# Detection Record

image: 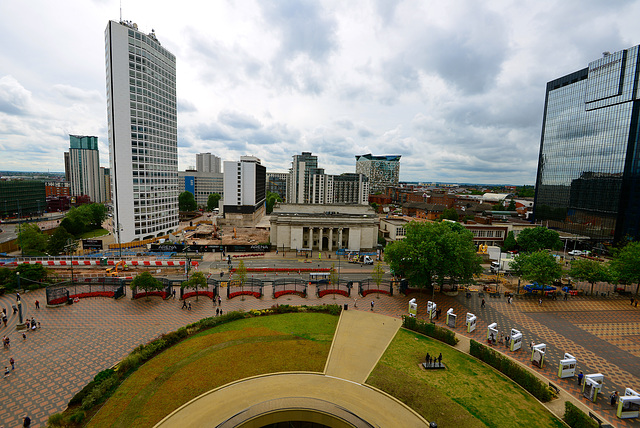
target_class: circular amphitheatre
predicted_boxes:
[155,372,428,427]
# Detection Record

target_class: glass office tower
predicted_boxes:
[534,45,640,242]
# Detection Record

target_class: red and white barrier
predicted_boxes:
[0,260,199,267]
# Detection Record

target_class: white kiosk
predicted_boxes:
[618,388,640,419]
[487,322,498,344]
[531,343,546,368]
[582,373,604,403]
[509,329,522,352]
[408,298,417,317]
[427,301,437,320]
[446,308,456,328]
[466,313,477,333]
[557,353,577,379]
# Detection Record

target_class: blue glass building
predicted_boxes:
[534,45,640,242]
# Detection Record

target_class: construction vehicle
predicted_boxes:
[106,260,128,277]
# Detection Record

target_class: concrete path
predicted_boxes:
[324,309,401,383]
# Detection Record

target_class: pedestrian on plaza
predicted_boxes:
[37,322,40,329]
[216,308,220,316]
[16,292,20,301]
[631,298,635,306]
[9,357,15,370]
[354,298,357,308]
[220,309,223,315]
[23,415,31,427]
[181,300,187,309]
[218,296,222,306]
[370,301,374,311]
[610,391,619,407]
[2,315,6,327]
[188,302,192,311]
[4,366,10,378]
[35,300,39,309]
[564,293,568,301]
[507,296,512,304]
[171,289,176,299]
[22,333,26,341]
[538,298,542,305]
[578,371,583,385]
[481,299,486,308]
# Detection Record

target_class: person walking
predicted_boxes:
[23,415,31,427]
[370,301,374,311]
[610,391,619,407]
[577,371,584,385]
[9,357,14,370]
[218,295,222,306]
[216,308,220,316]
[188,302,192,311]
[35,300,39,309]
[3,366,10,378]
[181,300,187,310]
[538,298,542,306]
[481,299,486,308]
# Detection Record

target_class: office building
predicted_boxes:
[534,45,640,242]
[222,156,266,224]
[68,135,103,203]
[105,20,179,242]
[355,154,401,194]
[100,167,111,203]
[179,170,224,207]
[196,153,221,174]
[0,180,46,218]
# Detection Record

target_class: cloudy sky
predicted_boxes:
[1,0,639,184]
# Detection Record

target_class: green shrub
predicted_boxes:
[69,410,86,424]
[402,316,459,346]
[93,368,115,383]
[564,401,598,427]
[469,340,553,402]
[47,413,65,426]
[117,352,144,373]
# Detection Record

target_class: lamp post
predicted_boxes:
[65,238,76,284]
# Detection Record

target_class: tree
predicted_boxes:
[384,221,482,289]
[182,271,207,301]
[130,272,163,300]
[329,263,339,286]
[15,263,48,285]
[516,227,562,253]
[492,202,505,211]
[236,260,247,286]
[440,208,459,222]
[511,251,562,286]
[179,191,197,212]
[207,193,221,211]
[0,268,16,289]
[502,231,518,252]
[87,203,108,229]
[371,261,385,287]
[507,200,516,211]
[265,192,282,214]
[17,223,48,256]
[516,186,535,198]
[569,259,611,296]
[610,242,640,295]
[47,226,75,256]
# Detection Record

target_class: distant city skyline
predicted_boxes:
[2,1,640,184]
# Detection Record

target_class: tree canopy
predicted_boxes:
[59,203,107,236]
[207,193,221,211]
[17,223,48,256]
[130,272,163,298]
[502,231,517,252]
[516,227,562,253]
[440,208,459,222]
[610,242,640,295]
[235,260,248,286]
[384,221,482,288]
[179,191,197,212]
[47,226,75,256]
[511,251,562,285]
[182,271,207,301]
[569,259,611,295]
[266,192,282,214]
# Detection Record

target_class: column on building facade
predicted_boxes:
[319,227,324,251]
[328,228,333,251]
[308,227,313,250]
[338,228,343,250]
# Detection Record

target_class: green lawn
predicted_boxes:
[87,312,338,428]
[367,329,565,428]
[77,228,109,239]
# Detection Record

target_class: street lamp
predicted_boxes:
[65,238,76,284]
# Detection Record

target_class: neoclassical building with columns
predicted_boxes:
[270,204,379,252]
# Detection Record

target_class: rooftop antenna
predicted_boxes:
[119,0,122,22]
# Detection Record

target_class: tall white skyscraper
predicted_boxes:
[68,135,103,203]
[196,153,221,173]
[105,20,179,243]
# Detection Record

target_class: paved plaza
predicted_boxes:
[1,266,640,427]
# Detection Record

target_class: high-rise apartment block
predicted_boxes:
[196,153,221,174]
[288,152,324,204]
[105,20,179,242]
[267,172,288,201]
[355,154,401,194]
[68,135,103,203]
[223,156,266,217]
[534,45,640,242]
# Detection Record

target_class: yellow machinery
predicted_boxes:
[106,260,128,277]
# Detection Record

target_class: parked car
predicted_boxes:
[568,250,584,256]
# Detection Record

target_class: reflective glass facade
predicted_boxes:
[534,45,640,242]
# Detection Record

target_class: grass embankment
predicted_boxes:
[78,228,109,239]
[87,312,337,428]
[367,329,565,428]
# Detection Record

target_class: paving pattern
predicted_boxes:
[1,272,640,427]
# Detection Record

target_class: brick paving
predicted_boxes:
[1,277,640,427]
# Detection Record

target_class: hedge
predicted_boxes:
[402,315,459,346]
[563,401,598,428]
[469,340,554,402]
